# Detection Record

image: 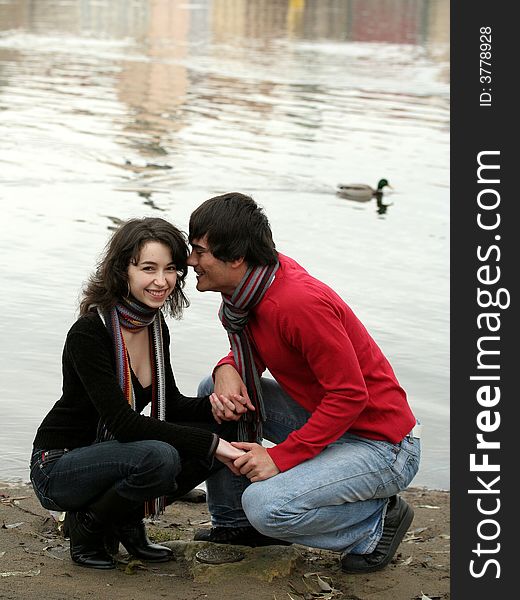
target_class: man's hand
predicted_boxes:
[231,442,280,482]
[209,392,252,424]
[211,365,255,423]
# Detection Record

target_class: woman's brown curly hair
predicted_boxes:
[80,217,190,318]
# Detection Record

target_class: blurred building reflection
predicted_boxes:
[0,0,449,160]
[1,0,449,47]
[115,0,191,157]
[209,0,449,46]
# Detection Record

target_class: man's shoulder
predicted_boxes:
[275,255,343,306]
[265,278,343,323]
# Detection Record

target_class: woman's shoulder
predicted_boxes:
[67,311,106,337]
[64,311,113,361]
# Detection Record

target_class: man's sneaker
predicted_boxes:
[194,525,291,547]
[340,495,414,573]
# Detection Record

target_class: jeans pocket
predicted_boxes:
[391,438,421,489]
[371,439,400,465]
[30,449,67,511]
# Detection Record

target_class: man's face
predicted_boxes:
[187,236,242,295]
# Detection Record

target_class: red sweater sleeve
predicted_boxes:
[214,348,266,379]
[214,351,237,375]
[266,295,370,471]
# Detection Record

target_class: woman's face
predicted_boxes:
[127,241,177,308]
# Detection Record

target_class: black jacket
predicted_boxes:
[33,311,216,460]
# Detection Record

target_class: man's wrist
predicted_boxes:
[215,364,236,373]
[213,363,237,380]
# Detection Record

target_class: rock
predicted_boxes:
[162,540,303,583]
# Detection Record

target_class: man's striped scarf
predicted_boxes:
[219,261,279,442]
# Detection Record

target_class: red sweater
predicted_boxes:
[216,254,416,472]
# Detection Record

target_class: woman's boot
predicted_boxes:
[89,487,173,563]
[104,531,120,556]
[116,519,173,562]
[67,511,116,569]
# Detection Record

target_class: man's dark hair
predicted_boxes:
[189,192,278,266]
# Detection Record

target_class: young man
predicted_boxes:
[187,192,421,573]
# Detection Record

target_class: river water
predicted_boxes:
[0,0,449,489]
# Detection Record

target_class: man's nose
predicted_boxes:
[187,251,197,266]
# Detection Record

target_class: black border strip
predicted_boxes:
[451,2,514,596]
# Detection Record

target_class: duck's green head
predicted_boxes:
[377,178,390,190]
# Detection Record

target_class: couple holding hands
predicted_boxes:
[30,192,420,574]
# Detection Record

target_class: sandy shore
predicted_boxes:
[1,483,449,600]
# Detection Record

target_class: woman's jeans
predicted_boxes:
[198,375,421,555]
[30,437,221,513]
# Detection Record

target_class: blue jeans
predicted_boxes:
[198,375,421,554]
[30,439,215,512]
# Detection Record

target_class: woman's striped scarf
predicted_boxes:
[219,261,279,442]
[97,297,166,517]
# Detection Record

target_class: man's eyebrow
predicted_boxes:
[191,243,207,251]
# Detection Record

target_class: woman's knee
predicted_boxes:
[138,441,181,482]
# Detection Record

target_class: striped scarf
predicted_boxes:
[219,261,279,442]
[97,297,166,517]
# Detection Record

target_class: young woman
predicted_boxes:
[29,217,244,569]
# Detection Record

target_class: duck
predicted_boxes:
[336,178,392,202]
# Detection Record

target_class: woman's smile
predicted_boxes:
[127,241,177,308]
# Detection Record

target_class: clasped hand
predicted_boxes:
[209,392,255,423]
[211,366,279,481]
[210,364,256,424]
[214,439,280,482]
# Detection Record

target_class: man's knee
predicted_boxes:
[241,483,282,536]
[197,374,214,396]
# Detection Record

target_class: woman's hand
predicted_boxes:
[214,438,246,475]
[209,392,252,423]
[210,365,256,424]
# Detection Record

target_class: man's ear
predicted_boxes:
[230,256,246,269]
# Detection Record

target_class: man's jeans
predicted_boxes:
[198,375,421,554]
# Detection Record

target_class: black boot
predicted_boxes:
[194,525,292,547]
[67,511,116,569]
[340,495,414,573]
[116,520,173,562]
[89,487,173,563]
[104,531,120,556]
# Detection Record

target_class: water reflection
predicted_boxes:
[211,0,448,46]
[375,194,392,215]
[0,0,449,488]
[0,0,449,55]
